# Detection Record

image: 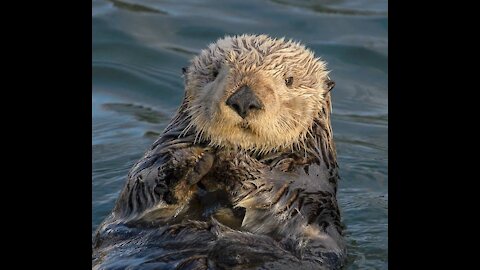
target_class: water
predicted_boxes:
[92,0,388,269]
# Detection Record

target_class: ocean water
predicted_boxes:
[92,0,388,269]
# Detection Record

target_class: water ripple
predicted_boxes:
[269,0,388,16]
[107,0,169,14]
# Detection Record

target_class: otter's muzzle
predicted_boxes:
[226,86,263,119]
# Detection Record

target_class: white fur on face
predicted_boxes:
[182,34,332,154]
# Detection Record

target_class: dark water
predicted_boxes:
[92,0,388,269]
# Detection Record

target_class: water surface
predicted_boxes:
[92,0,388,268]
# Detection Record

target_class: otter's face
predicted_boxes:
[182,35,334,153]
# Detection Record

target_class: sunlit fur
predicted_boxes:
[181,34,332,154]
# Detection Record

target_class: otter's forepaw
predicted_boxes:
[187,150,215,185]
[169,147,215,185]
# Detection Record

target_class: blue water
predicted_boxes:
[92,0,388,268]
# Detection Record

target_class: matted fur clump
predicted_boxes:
[93,34,345,270]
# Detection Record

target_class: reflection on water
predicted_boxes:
[92,0,388,269]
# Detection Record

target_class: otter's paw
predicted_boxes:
[169,147,215,185]
[186,149,215,185]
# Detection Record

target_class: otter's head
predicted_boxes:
[182,34,335,154]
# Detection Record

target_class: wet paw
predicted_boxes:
[169,147,215,186]
[188,151,214,184]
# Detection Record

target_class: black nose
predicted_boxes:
[226,86,263,118]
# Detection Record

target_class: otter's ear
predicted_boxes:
[325,79,335,93]
[182,67,189,84]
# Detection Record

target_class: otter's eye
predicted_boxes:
[285,77,294,87]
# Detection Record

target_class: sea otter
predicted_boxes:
[92,34,345,270]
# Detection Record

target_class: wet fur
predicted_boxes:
[93,34,345,269]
